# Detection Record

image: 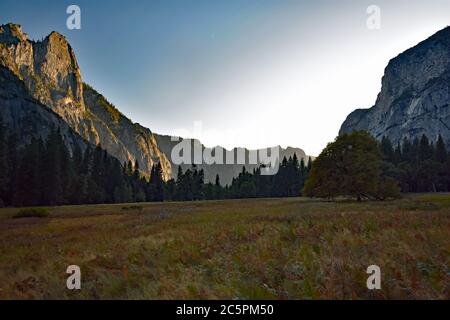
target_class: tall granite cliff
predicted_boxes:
[340,26,450,146]
[0,64,88,152]
[0,23,171,179]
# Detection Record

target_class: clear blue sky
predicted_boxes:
[1,0,450,155]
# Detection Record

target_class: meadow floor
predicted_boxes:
[0,194,449,299]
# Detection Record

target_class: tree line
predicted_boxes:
[0,117,167,207]
[379,134,450,192]
[2,110,450,207]
[0,115,312,206]
[303,131,450,200]
[163,154,313,201]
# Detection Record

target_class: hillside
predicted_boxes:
[0,23,171,179]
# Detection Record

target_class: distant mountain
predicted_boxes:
[0,23,171,179]
[155,134,310,185]
[340,26,450,146]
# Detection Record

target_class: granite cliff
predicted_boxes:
[0,23,171,179]
[340,26,450,146]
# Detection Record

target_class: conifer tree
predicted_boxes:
[41,128,64,205]
[0,115,9,206]
[435,134,447,163]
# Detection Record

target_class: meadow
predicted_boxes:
[0,194,448,299]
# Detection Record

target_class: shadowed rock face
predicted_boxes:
[340,26,450,146]
[0,23,171,179]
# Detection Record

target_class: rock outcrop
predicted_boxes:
[0,23,171,179]
[340,26,450,146]
[0,65,87,152]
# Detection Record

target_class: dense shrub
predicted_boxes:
[13,207,49,218]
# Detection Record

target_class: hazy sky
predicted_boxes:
[1,0,450,155]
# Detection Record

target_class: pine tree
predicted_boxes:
[175,166,184,200]
[435,134,447,163]
[401,137,412,162]
[133,160,140,178]
[13,138,43,206]
[215,174,220,187]
[393,142,402,164]
[149,163,164,201]
[90,145,107,203]
[164,179,176,201]
[381,136,394,162]
[192,167,204,200]
[126,160,133,176]
[41,128,64,205]
[6,134,19,206]
[0,115,9,206]
[300,157,306,178]
[68,144,83,203]
[214,174,223,199]
[307,157,312,171]
[419,134,433,161]
[183,169,194,201]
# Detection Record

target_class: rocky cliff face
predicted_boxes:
[0,65,87,152]
[340,26,450,146]
[0,23,171,179]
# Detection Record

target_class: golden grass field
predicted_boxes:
[0,194,449,299]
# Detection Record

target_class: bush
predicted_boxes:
[13,208,49,219]
[121,205,143,212]
[375,176,401,200]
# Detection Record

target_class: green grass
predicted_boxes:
[13,208,49,219]
[0,195,449,299]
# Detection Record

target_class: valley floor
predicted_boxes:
[0,195,449,299]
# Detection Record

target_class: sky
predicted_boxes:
[1,0,450,155]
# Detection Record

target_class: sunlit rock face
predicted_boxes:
[340,26,450,146]
[0,64,87,153]
[0,23,171,179]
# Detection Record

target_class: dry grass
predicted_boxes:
[0,195,449,299]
